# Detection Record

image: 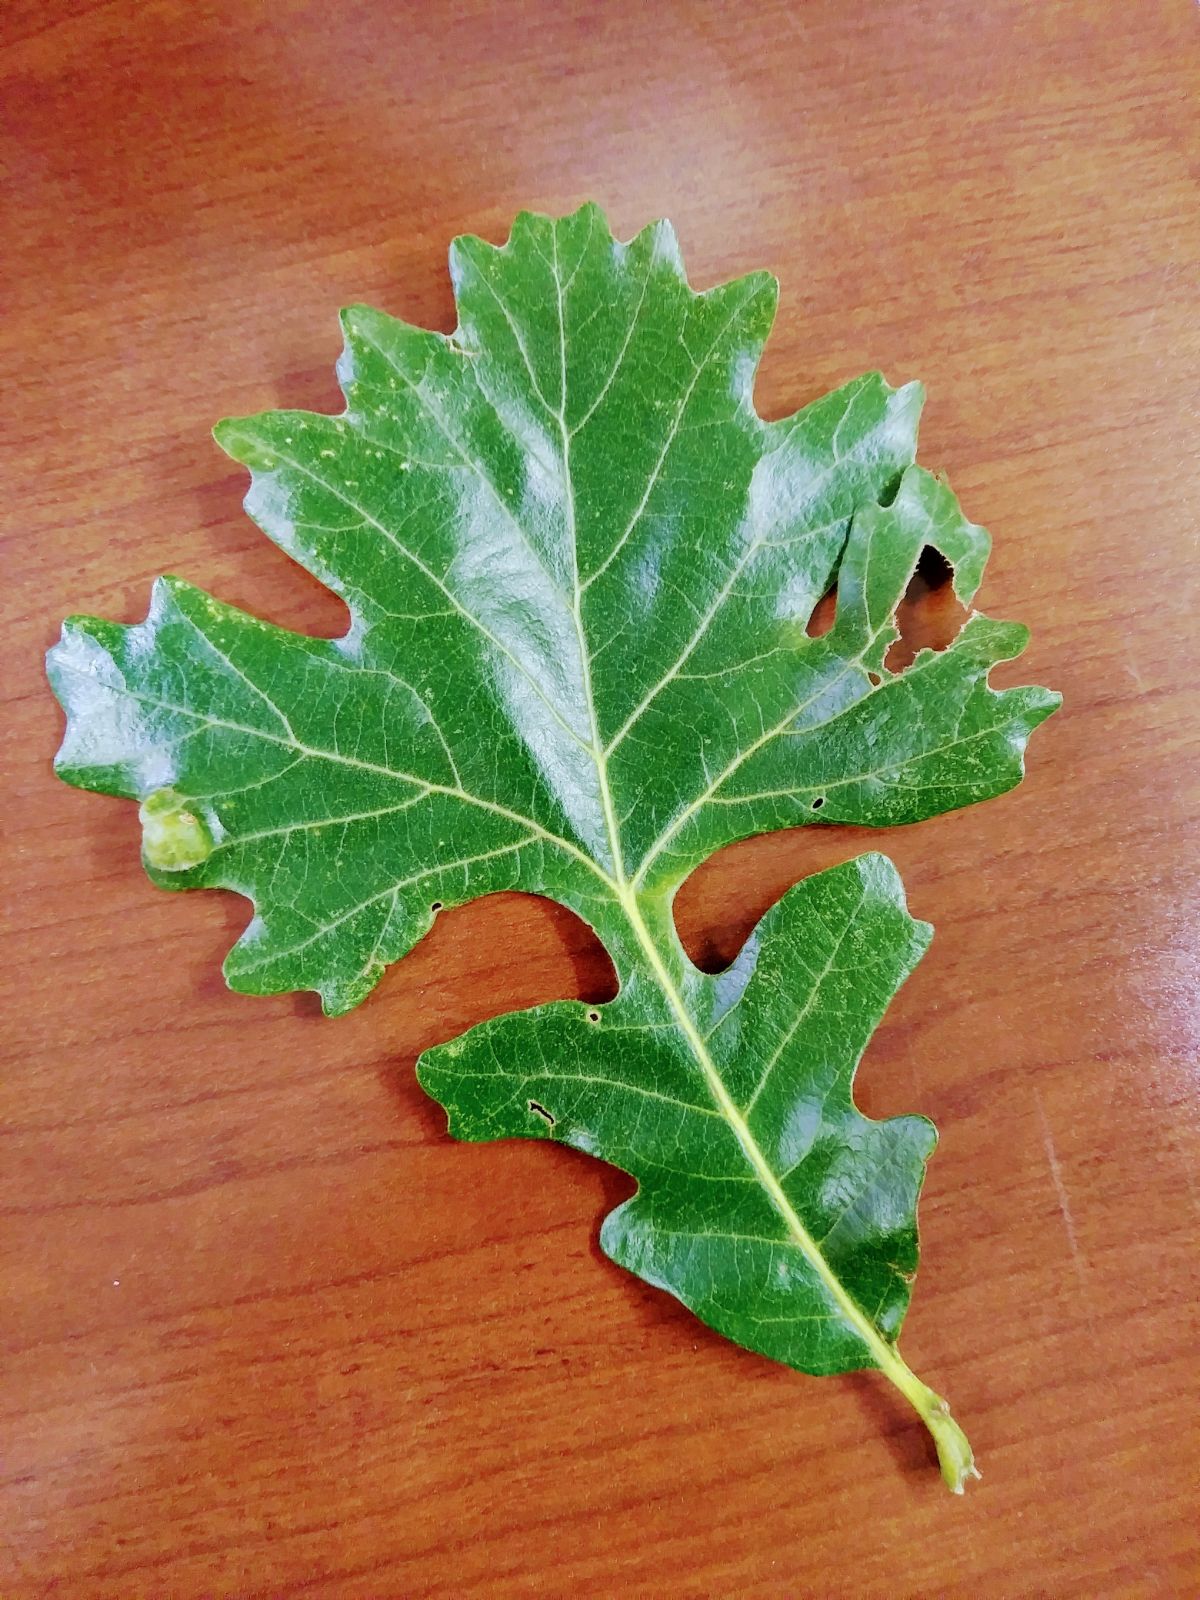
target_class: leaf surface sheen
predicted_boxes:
[47,204,1058,1486]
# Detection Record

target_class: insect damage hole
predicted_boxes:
[527,1100,556,1127]
[804,584,837,639]
[886,545,967,672]
[429,900,443,912]
[810,796,825,811]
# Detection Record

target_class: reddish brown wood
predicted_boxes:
[2,1,1198,1592]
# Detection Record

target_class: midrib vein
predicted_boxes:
[544,230,905,1378]
[616,883,907,1375]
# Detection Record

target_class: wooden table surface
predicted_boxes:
[3,1,1198,1593]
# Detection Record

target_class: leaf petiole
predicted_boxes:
[873,1350,979,1494]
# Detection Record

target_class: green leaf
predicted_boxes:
[47,203,1058,1488]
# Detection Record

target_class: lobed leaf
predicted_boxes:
[47,204,1059,1486]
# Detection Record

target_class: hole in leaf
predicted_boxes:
[885,546,967,673]
[429,900,443,912]
[586,1008,601,1023]
[810,796,825,811]
[527,1099,555,1127]
[805,584,837,639]
[867,670,881,686]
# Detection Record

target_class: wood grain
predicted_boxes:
[2,0,1198,1592]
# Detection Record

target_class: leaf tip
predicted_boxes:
[881,375,927,444]
[212,415,274,477]
[852,849,907,904]
[338,301,385,343]
[1028,684,1064,721]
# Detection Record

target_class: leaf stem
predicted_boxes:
[875,1360,980,1494]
